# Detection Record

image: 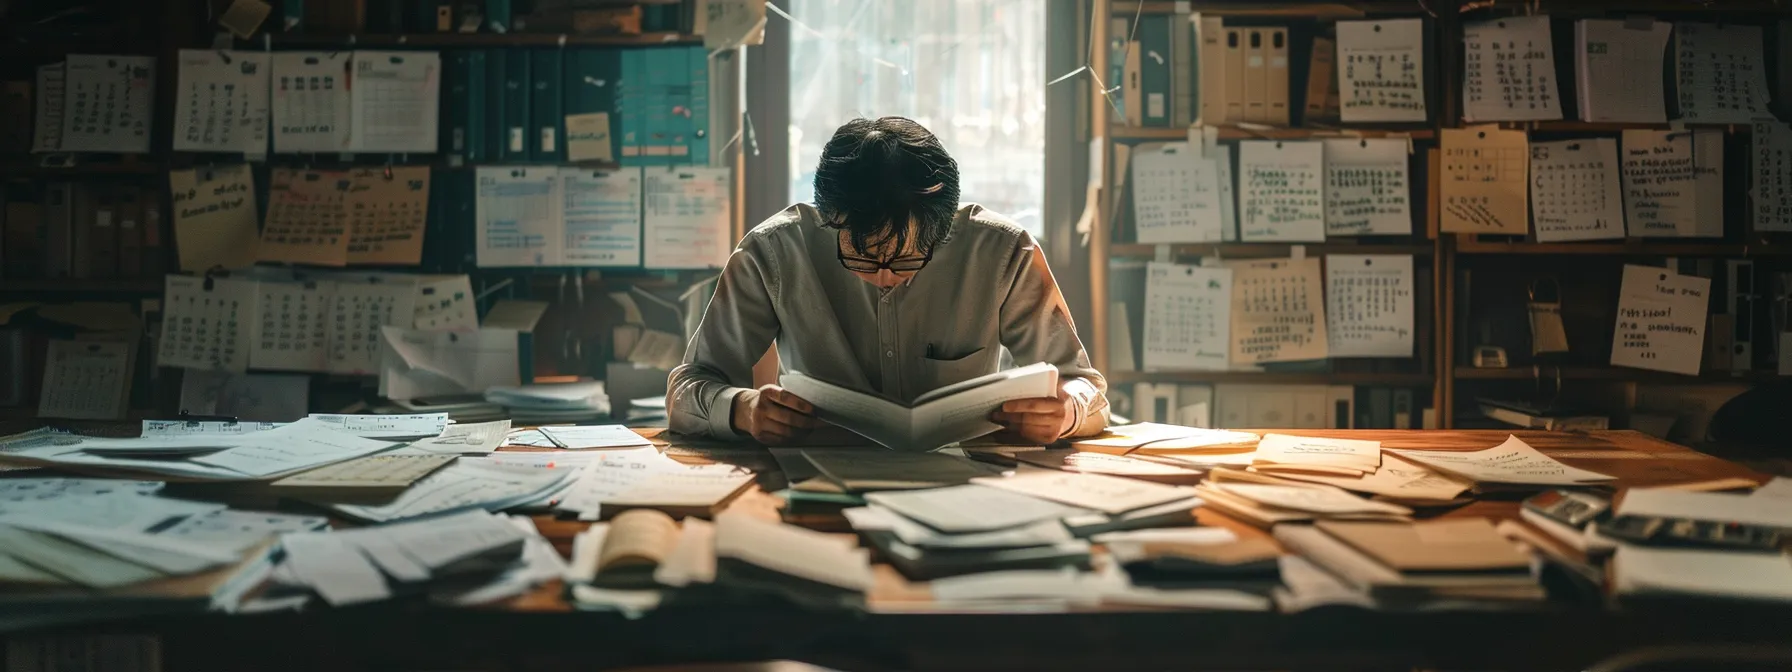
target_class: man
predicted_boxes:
[668,117,1108,446]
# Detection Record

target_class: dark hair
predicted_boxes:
[813,117,960,258]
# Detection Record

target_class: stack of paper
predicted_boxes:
[1008,450,1206,486]
[326,457,580,523]
[1274,519,1543,601]
[565,515,717,612]
[1194,481,1412,529]
[485,381,611,423]
[0,419,400,482]
[549,447,756,519]
[799,449,1001,492]
[1611,544,1792,603]
[400,420,513,455]
[712,511,872,609]
[1389,435,1614,489]
[1251,434,1382,477]
[1230,453,1472,506]
[271,510,530,606]
[843,504,1091,581]
[1069,423,1260,456]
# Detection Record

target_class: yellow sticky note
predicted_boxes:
[565,112,615,163]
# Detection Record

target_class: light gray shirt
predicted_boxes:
[668,203,1110,440]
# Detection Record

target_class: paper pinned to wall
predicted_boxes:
[1440,127,1528,234]
[644,167,731,270]
[1751,121,1792,233]
[476,167,563,268]
[38,340,132,420]
[564,112,615,163]
[1610,264,1710,376]
[1322,138,1410,236]
[172,50,271,154]
[259,168,350,266]
[1335,18,1427,123]
[271,52,352,154]
[32,63,65,152]
[60,55,155,153]
[328,279,419,375]
[344,166,431,265]
[1528,138,1624,242]
[1462,16,1561,122]
[562,167,643,266]
[169,164,260,271]
[157,275,257,373]
[347,51,440,153]
[1142,262,1231,371]
[250,278,335,371]
[1621,130,1724,238]
[1673,23,1773,125]
[1230,257,1327,364]
[1575,19,1670,124]
[1239,140,1325,242]
[1324,254,1413,358]
[1130,143,1224,244]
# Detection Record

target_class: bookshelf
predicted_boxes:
[265,32,702,47]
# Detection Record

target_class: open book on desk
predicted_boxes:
[780,362,1060,451]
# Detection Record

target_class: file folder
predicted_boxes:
[486,0,512,32]
[1172,12,1194,128]
[684,47,710,164]
[1242,29,1268,123]
[444,50,486,165]
[530,49,565,162]
[1222,28,1245,123]
[1196,16,1227,125]
[1122,40,1143,127]
[564,48,621,162]
[501,49,532,162]
[484,48,508,160]
[1265,28,1290,126]
[1138,14,1172,127]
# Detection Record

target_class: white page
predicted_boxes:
[929,567,1100,605]
[643,167,732,270]
[1751,477,1792,500]
[845,506,1072,550]
[535,425,652,449]
[1622,130,1725,238]
[604,466,755,509]
[411,275,478,332]
[375,510,527,569]
[1673,23,1773,124]
[0,478,161,507]
[476,166,563,267]
[653,518,717,587]
[1390,434,1614,485]
[1576,20,1670,123]
[32,63,64,152]
[1092,527,1238,545]
[1529,138,1625,242]
[1209,483,1409,516]
[141,420,280,435]
[280,533,393,605]
[332,461,571,522]
[1322,138,1410,236]
[172,50,271,153]
[1614,545,1792,602]
[192,418,397,477]
[60,55,155,153]
[1462,16,1562,122]
[0,526,166,589]
[157,275,257,373]
[1752,121,1792,232]
[1610,264,1710,375]
[1130,143,1224,244]
[157,509,327,553]
[561,167,643,266]
[70,434,248,454]
[37,340,130,420]
[378,326,521,400]
[347,51,439,153]
[1325,254,1413,358]
[864,484,1091,534]
[1230,257,1328,364]
[970,471,1197,515]
[1336,19,1427,123]
[1618,489,1792,528]
[1263,453,1471,501]
[713,511,872,591]
[1213,144,1239,241]
[405,420,513,454]
[552,449,685,513]
[0,491,221,533]
[1143,262,1231,370]
[249,279,334,372]
[271,52,352,153]
[1238,141,1325,242]
[1253,433,1382,473]
[310,413,449,439]
[327,279,417,375]
[176,372,307,422]
[910,363,1060,450]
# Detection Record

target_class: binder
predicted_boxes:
[484,48,508,160]
[1727,259,1757,371]
[1131,382,1178,423]
[1392,389,1414,429]
[564,48,621,162]
[117,187,143,278]
[1122,40,1142,127]
[501,49,532,162]
[1222,28,1245,123]
[1176,384,1214,428]
[1138,14,1172,127]
[529,49,565,162]
[1171,11,1194,127]
[282,0,305,31]
[1242,29,1268,123]
[1304,36,1337,123]
[485,0,512,32]
[44,183,71,279]
[1265,28,1290,126]
[618,48,642,162]
[91,186,119,279]
[2,182,43,279]
[443,50,486,165]
[684,46,710,164]
[643,48,679,161]
[1110,18,1131,122]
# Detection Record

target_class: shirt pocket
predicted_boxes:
[917,346,995,393]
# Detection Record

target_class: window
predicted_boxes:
[786,0,1047,237]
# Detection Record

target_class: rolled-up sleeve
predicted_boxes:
[997,235,1110,439]
[667,237,780,439]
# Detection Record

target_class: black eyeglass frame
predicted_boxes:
[836,246,934,274]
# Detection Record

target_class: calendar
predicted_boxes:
[1142,262,1231,371]
[1529,138,1624,242]
[1440,127,1529,234]
[327,280,418,375]
[158,275,257,373]
[1674,23,1772,125]
[1336,19,1427,123]
[344,166,431,265]
[251,279,336,371]
[60,54,155,153]
[1462,17,1561,122]
[259,169,351,265]
[1752,122,1792,233]
[1325,255,1414,358]
[1130,143,1225,244]
[1230,257,1328,364]
[1323,138,1411,236]
[38,340,132,420]
[1239,141,1326,242]
[172,50,271,153]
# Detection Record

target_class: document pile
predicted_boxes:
[1275,518,1544,604]
[1606,487,1792,604]
[324,456,581,523]
[550,447,756,519]
[388,396,510,423]
[1389,435,1614,490]
[1069,423,1261,468]
[0,418,402,481]
[485,381,611,423]
[1212,453,1472,508]
[1194,480,1414,529]
[268,510,555,607]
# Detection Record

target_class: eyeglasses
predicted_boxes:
[837,247,933,274]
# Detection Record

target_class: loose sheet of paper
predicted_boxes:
[1391,434,1614,485]
[1673,23,1772,125]
[1230,257,1327,364]
[1324,254,1413,358]
[404,420,512,455]
[1142,262,1231,370]
[1130,143,1224,244]
[644,167,731,270]
[1529,138,1624,242]
[259,169,350,265]
[412,275,477,332]
[1752,121,1792,232]
[971,471,1195,515]
[32,63,64,152]
[170,164,260,271]
[1462,17,1561,122]
[562,167,643,266]
[536,425,653,449]
[38,340,130,420]
[564,112,614,163]
[192,419,397,477]
[158,275,256,373]
[1239,141,1325,242]
[332,461,570,522]
[1610,264,1710,375]
[1440,127,1528,234]
[1323,138,1410,236]
[379,327,521,400]
[476,167,562,267]
[1253,433,1381,474]
[176,372,308,422]
[1265,453,1471,501]
[1618,489,1792,529]
[1576,20,1670,123]
[271,52,351,153]
[310,413,449,439]
[1622,130,1725,238]
[249,279,334,371]
[1210,483,1409,516]
[863,484,1091,534]
[713,511,872,591]
[172,50,271,153]
[60,55,155,153]
[347,51,439,153]
[344,166,431,265]
[1336,19,1427,123]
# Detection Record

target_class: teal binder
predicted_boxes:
[1138,14,1172,127]
[618,49,643,165]
[500,50,532,162]
[684,46,710,164]
[444,50,487,165]
[563,49,621,162]
[529,49,565,163]
[485,0,512,33]
[484,48,508,160]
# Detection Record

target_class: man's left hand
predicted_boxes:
[990,388,1076,445]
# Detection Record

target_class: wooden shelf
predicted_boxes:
[0,279,165,293]
[1454,366,1782,383]
[0,159,166,177]
[1452,238,1792,256]
[1496,121,1757,134]
[1109,370,1433,386]
[267,32,700,47]
[1111,125,1435,141]
[1110,242,1434,259]
[1112,2,1426,18]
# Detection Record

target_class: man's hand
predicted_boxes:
[990,387,1076,445]
[731,384,821,445]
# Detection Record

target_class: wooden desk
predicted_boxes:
[5,429,1786,672]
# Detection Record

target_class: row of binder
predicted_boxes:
[1115,15,1312,129]
[440,46,710,167]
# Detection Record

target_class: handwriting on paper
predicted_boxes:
[1674,23,1772,125]
[1611,264,1710,376]
[1323,138,1410,236]
[1231,258,1328,364]
[1325,254,1413,358]
[1143,262,1230,371]
[1440,127,1528,234]
[1132,143,1224,244]
[1336,19,1427,123]
[1529,139,1623,242]
[1752,122,1792,232]
[1239,141,1325,242]
[1462,17,1560,122]
[170,165,259,271]
[1621,130,1723,238]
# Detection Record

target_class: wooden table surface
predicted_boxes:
[6,428,1787,672]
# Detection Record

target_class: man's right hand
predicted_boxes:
[730,385,821,445]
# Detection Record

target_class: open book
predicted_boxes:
[780,362,1060,451]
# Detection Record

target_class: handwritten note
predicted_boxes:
[1336,19,1427,123]
[271,52,351,153]
[1575,19,1670,123]
[1254,433,1382,474]
[1239,141,1325,242]
[1142,262,1231,371]
[259,169,350,265]
[1752,121,1792,233]
[1325,254,1413,358]
[1440,127,1528,234]
[1231,257,1327,364]
[348,51,439,153]
[1462,17,1561,122]
[1674,23,1772,125]
[250,279,334,371]
[1323,138,1410,236]
[476,167,562,267]
[1529,138,1624,242]
[562,167,643,266]
[60,55,154,153]
[1131,143,1224,243]
[1392,434,1613,485]
[644,167,731,270]
[32,63,64,152]
[169,165,259,271]
[38,341,131,420]
[1611,264,1710,376]
[172,50,271,153]
[565,112,614,163]
[344,166,431,265]
[1621,129,1725,238]
[158,275,256,373]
